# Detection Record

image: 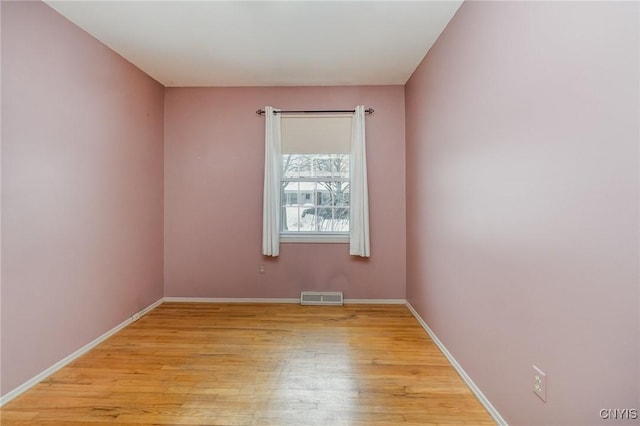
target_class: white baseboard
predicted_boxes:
[344,298,406,304]
[163,297,299,304]
[164,297,406,305]
[0,298,163,407]
[405,301,508,426]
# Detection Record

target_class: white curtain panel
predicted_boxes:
[262,106,281,256]
[349,105,371,257]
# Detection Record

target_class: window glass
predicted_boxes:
[281,154,350,235]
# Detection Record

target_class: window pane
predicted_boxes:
[299,206,316,231]
[286,192,298,205]
[282,181,298,206]
[333,154,350,178]
[281,183,298,232]
[312,181,349,232]
[335,190,350,206]
[282,154,298,178]
[333,208,350,232]
[313,157,332,178]
[329,182,350,206]
[298,154,313,178]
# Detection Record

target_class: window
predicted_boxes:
[281,154,350,234]
[262,105,368,256]
[279,115,352,242]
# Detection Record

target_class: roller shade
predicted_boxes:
[281,115,352,154]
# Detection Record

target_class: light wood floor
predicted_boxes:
[1,303,494,425]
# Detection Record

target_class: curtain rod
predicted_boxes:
[256,108,374,116]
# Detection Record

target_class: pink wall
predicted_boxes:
[164,86,405,299]
[0,0,4,393]
[405,2,639,425]
[1,1,164,396]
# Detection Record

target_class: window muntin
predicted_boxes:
[281,154,350,235]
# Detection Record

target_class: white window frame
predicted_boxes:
[280,233,349,244]
[280,154,350,244]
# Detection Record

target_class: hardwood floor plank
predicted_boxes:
[1,303,494,425]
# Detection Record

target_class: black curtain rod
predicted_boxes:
[256,108,374,116]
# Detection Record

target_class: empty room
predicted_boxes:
[1,0,638,425]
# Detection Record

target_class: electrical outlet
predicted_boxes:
[259,265,265,274]
[131,312,141,322]
[533,365,547,402]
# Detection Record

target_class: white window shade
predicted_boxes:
[281,115,352,154]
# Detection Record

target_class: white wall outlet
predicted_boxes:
[259,264,265,274]
[131,312,141,322]
[533,365,547,402]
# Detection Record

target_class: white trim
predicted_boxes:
[344,298,406,305]
[405,301,508,426]
[0,298,163,407]
[163,297,299,304]
[280,234,349,244]
[164,297,406,305]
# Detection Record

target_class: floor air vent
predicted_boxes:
[300,291,344,306]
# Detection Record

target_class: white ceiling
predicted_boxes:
[45,1,462,87]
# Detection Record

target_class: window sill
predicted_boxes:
[280,234,349,244]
